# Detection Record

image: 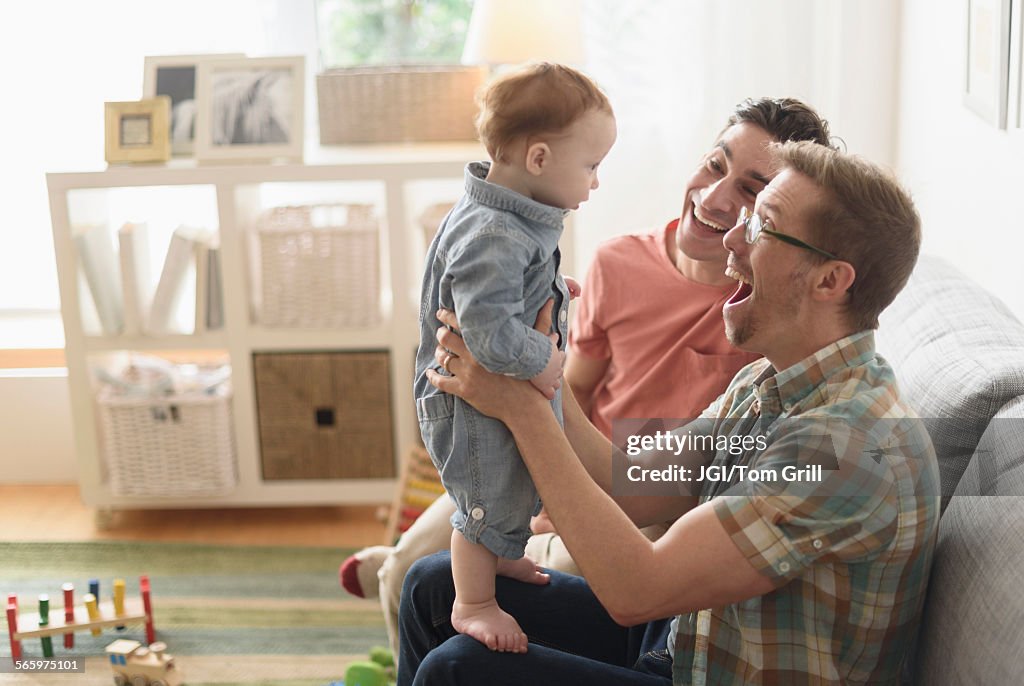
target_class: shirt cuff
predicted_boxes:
[712,495,807,585]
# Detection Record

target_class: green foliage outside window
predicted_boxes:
[316,0,474,67]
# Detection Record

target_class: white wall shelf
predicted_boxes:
[48,144,487,509]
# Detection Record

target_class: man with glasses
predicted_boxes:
[398,141,939,685]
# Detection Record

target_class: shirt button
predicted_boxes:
[559,308,568,323]
[813,539,823,549]
[779,561,791,573]
[470,506,485,521]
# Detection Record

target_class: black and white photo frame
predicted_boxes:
[143,54,244,157]
[194,55,305,163]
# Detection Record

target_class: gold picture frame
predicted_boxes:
[104,97,172,164]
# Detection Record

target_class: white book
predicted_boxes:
[118,222,152,337]
[194,239,210,334]
[146,225,210,336]
[206,244,224,330]
[73,225,123,335]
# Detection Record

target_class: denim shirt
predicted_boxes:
[414,161,571,404]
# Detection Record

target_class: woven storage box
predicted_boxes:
[257,203,381,328]
[253,351,395,480]
[98,387,237,497]
[317,65,484,144]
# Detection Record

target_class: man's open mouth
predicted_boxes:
[693,201,729,234]
[725,266,753,305]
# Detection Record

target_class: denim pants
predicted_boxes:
[397,551,674,686]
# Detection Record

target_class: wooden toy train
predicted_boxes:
[106,638,182,686]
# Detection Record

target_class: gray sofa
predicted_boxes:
[873,255,1024,685]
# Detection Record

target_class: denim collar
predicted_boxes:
[465,161,567,254]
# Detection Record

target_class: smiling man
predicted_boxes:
[567,98,833,435]
[399,141,939,686]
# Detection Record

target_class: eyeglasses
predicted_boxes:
[738,206,840,261]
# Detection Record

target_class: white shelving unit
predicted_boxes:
[47,144,503,510]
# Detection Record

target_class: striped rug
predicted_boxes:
[0,541,387,685]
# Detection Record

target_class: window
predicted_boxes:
[315,0,473,67]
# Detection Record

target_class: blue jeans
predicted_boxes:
[397,552,674,686]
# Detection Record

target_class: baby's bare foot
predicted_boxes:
[497,555,551,585]
[452,599,528,652]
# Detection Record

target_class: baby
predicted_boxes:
[413,62,616,652]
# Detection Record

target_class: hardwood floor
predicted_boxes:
[0,484,387,549]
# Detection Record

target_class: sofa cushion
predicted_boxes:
[951,396,1024,497]
[910,397,1024,684]
[875,255,1024,506]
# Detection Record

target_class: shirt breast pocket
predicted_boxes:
[416,393,460,476]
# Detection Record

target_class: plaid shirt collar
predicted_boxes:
[750,330,876,418]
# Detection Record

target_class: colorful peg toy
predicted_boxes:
[6,575,156,660]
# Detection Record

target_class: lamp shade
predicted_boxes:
[461,0,584,66]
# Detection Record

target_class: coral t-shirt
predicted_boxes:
[569,219,761,437]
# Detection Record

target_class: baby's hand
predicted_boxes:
[564,275,582,300]
[529,336,565,400]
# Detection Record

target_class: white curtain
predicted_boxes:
[573,0,899,276]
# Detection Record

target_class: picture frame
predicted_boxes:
[142,53,245,157]
[194,55,305,163]
[1009,0,1024,131]
[104,97,172,164]
[964,0,1012,128]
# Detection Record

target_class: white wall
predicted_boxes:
[896,0,1024,321]
[0,372,76,483]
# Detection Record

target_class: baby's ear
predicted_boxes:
[525,142,550,176]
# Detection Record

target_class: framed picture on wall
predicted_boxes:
[104,97,171,164]
[1010,0,1024,131]
[143,53,245,157]
[194,55,305,163]
[964,0,1012,127]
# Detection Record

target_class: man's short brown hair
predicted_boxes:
[726,97,835,147]
[475,62,612,163]
[771,141,921,331]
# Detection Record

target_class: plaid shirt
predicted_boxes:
[670,331,940,685]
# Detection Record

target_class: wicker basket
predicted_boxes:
[253,351,395,481]
[257,204,381,328]
[317,65,484,144]
[98,386,237,497]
